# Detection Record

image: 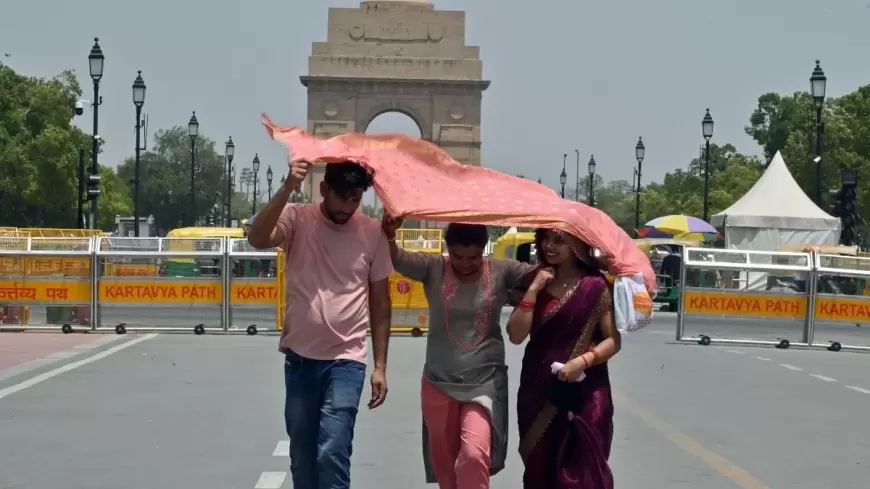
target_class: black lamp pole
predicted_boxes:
[559,153,567,198]
[634,137,645,233]
[810,60,827,206]
[225,137,235,227]
[574,149,580,202]
[267,165,274,200]
[587,155,597,208]
[132,71,146,237]
[188,112,199,226]
[251,154,261,214]
[87,38,104,229]
[702,109,714,222]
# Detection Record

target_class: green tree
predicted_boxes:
[746,85,870,228]
[0,64,129,229]
[117,126,229,233]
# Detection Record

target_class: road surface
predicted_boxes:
[1,311,869,488]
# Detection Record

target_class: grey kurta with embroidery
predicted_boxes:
[393,249,534,483]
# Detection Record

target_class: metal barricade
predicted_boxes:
[226,238,279,335]
[677,247,812,348]
[94,237,225,334]
[0,237,94,332]
[810,252,870,352]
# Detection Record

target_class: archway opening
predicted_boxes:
[364,111,425,228]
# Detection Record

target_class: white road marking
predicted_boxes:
[273,440,290,457]
[0,335,124,382]
[809,374,837,382]
[726,349,746,355]
[0,334,157,401]
[255,471,287,489]
[845,386,870,395]
[779,364,803,371]
[754,356,772,361]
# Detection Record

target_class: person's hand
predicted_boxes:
[557,360,586,383]
[381,214,404,239]
[286,159,312,190]
[529,267,555,292]
[368,367,388,409]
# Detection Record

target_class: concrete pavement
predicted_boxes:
[1,312,869,488]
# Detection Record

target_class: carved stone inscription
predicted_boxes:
[363,23,429,42]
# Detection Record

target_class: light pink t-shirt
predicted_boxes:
[275,203,392,363]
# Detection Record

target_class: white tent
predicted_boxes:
[710,151,840,250]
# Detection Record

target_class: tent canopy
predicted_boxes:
[710,151,840,230]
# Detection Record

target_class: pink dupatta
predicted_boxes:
[262,115,655,292]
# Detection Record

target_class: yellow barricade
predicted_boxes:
[0,237,94,332]
[93,237,225,334]
[227,238,280,335]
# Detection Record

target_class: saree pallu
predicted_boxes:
[516,274,615,489]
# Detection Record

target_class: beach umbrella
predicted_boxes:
[638,215,719,241]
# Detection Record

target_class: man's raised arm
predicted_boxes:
[248,160,310,249]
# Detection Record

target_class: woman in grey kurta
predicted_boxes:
[382,217,535,488]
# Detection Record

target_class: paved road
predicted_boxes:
[1,312,869,488]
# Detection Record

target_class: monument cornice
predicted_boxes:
[300,75,490,92]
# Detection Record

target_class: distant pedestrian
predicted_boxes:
[248,159,393,489]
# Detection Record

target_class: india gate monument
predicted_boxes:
[299,0,489,203]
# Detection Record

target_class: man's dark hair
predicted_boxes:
[324,162,374,197]
[444,223,489,248]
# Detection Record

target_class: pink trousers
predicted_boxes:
[421,377,492,489]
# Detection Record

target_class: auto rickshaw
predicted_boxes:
[491,229,536,264]
[635,238,701,311]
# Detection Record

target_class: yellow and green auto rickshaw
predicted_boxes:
[163,227,250,277]
[491,230,537,264]
[635,238,701,311]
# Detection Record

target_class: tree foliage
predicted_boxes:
[116,126,249,233]
[0,64,130,230]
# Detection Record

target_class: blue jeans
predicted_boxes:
[284,350,366,489]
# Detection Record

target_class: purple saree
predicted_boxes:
[516,274,615,489]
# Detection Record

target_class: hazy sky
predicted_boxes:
[3,0,869,196]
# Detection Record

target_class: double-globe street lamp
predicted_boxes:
[634,137,645,233]
[701,108,714,222]
[87,38,104,229]
[132,71,146,237]
[559,153,567,198]
[810,60,827,205]
[251,154,261,214]
[225,137,235,227]
[188,112,199,226]
[587,155,596,208]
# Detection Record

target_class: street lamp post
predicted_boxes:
[634,137,645,233]
[187,112,199,226]
[267,165,274,200]
[132,71,146,237]
[810,60,827,206]
[587,155,597,208]
[559,153,567,198]
[252,154,261,214]
[574,149,580,202]
[225,137,235,227]
[702,109,714,222]
[87,38,104,229]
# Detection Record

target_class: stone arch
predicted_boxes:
[298,0,489,204]
[360,106,427,140]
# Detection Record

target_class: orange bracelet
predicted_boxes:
[518,300,536,309]
[588,349,601,365]
[580,355,589,369]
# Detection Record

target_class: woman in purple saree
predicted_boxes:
[507,229,621,489]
